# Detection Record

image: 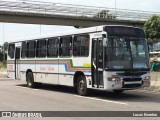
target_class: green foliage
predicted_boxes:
[3,42,8,52]
[0,42,8,61]
[0,60,7,68]
[0,42,8,52]
[147,38,160,45]
[0,52,7,62]
[144,15,160,39]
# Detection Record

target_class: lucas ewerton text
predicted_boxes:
[133,112,157,117]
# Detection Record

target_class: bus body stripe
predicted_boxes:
[7,59,91,72]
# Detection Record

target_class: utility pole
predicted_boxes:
[115,0,117,16]
[3,23,5,61]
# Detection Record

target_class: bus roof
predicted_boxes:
[8,25,143,44]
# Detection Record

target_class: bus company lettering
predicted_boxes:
[47,66,54,71]
[40,66,54,72]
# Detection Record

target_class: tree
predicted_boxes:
[3,42,8,53]
[144,15,160,45]
[0,45,2,52]
[0,42,8,62]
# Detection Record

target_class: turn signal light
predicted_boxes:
[108,77,120,81]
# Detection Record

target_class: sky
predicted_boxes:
[0,0,160,45]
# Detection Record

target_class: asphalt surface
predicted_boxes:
[0,78,160,120]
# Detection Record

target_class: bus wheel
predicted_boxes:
[27,72,35,88]
[113,90,124,94]
[77,76,88,96]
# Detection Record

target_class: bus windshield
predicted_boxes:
[105,37,149,70]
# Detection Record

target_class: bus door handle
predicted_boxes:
[93,61,103,71]
[93,61,96,69]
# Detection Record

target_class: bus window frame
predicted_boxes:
[59,36,73,58]
[36,39,47,58]
[73,34,90,57]
[26,40,36,58]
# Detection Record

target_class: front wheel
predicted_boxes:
[77,76,88,96]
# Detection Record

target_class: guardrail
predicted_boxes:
[0,0,160,22]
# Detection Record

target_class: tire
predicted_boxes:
[26,72,35,88]
[77,76,88,96]
[113,90,124,94]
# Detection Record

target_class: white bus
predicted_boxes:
[7,25,150,95]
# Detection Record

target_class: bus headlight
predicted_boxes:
[108,77,120,81]
[143,76,150,85]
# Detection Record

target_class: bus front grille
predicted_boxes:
[123,78,142,82]
[122,84,141,88]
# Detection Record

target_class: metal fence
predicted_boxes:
[0,0,160,22]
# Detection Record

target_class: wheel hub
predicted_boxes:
[79,80,85,91]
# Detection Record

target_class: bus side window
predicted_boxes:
[73,34,90,57]
[47,38,58,57]
[37,39,46,58]
[59,36,72,57]
[26,41,36,58]
[8,43,15,59]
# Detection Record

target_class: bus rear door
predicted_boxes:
[15,43,21,79]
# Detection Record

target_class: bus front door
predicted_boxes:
[15,47,20,79]
[92,38,104,88]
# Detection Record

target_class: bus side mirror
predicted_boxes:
[103,38,108,46]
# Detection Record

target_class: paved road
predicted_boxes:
[0,78,160,120]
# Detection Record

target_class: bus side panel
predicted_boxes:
[20,71,26,81]
[35,59,46,83]
[58,58,91,87]
[35,59,59,84]
[7,60,15,79]
[44,62,59,85]
[58,58,74,86]
[19,60,28,81]
[20,59,36,82]
[58,74,74,86]
[45,73,59,84]
[59,58,74,86]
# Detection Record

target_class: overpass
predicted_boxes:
[0,0,160,27]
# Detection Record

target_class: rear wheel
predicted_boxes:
[77,76,88,96]
[26,72,35,88]
[113,90,124,94]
